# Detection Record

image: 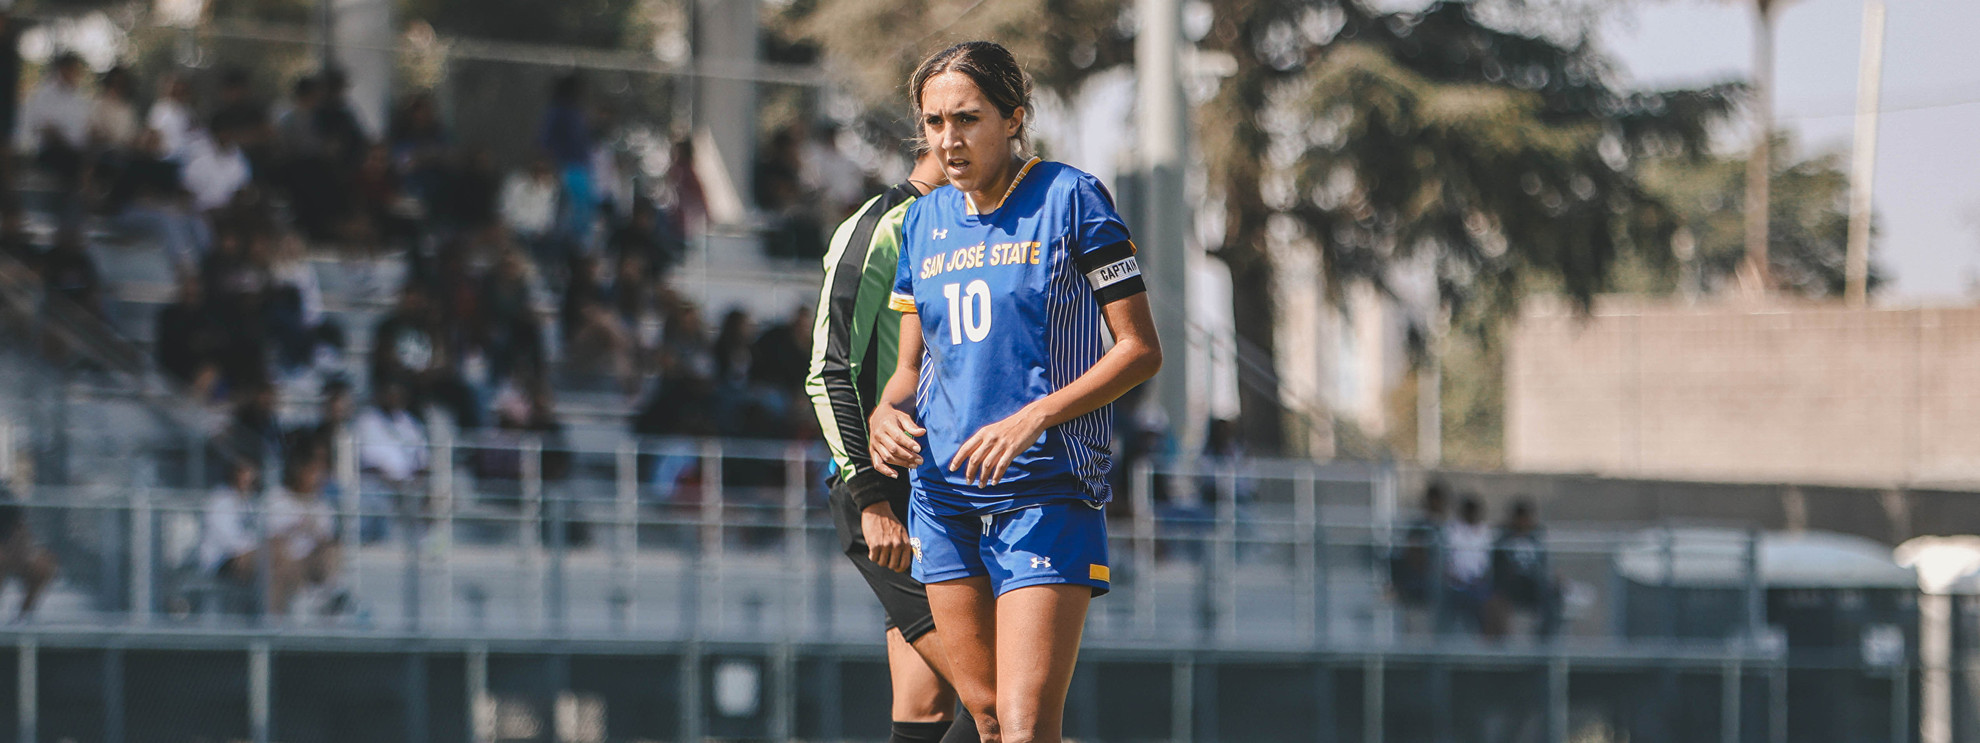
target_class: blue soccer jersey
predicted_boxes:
[888,159,1146,517]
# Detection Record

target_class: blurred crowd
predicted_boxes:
[1391,482,1567,641]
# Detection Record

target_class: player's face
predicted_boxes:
[919,71,1024,196]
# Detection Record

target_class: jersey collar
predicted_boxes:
[963,157,1042,216]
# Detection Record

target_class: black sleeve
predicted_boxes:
[1071,239,1146,305]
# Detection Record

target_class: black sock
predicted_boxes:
[891,720,952,743]
[939,708,981,743]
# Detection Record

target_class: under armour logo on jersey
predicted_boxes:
[932,228,948,240]
[1030,556,1052,569]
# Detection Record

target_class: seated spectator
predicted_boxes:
[198,457,260,597]
[711,308,755,388]
[275,75,339,240]
[560,255,635,389]
[18,53,91,199]
[350,143,417,247]
[0,491,58,621]
[1442,496,1496,635]
[433,146,500,232]
[289,377,355,487]
[477,249,545,385]
[371,282,480,427]
[388,92,449,205]
[265,447,346,615]
[1490,499,1564,639]
[86,66,141,182]
[750,305,812,393]
[146,74,196,160]
[1392,482,1449,610]
[108,129,210,275]
[154,272,225,398]
[610,198,679,278]
[216,380,285,476]
[501,157,560,271]
[40,229,101,316]
[355,381,429,541]
[313,68,370,165]
[661,137,707,240]
[183,112,254,214]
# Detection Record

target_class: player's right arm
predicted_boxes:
[868,311,926,478]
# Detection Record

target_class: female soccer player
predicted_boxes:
[868,41,1162,743]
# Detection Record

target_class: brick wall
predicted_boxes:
[1507,298,1980,486]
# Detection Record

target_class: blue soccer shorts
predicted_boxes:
[908,496,1111,597]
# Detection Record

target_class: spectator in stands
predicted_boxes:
[0,489,58,621]
[748,304,813,404]
[610,198,679,278]
[109,128,208,276]
[313,68,369,165]
[371,282,480,428]
[351,143,415,247]
[559,254,635,390]
[801,121,865,220]
[199,457,262,599]
[199,227,273,391]
[154,272,224,398]
[355,380,429,540]
[436,146,500,232]
[146,74,196,160]
[1442,496,1496,635]
[19,52,91,222]
[538,73,595,249]
[662,137,707,241]
[1393,481,1449,613]
[501,157,560,272]
[39,228,101,316]
[266,231,341,374]
[219,380,285,475]
[275,75,338,240]
[292,377,355,474]
[711,308,755,387]
[265,446,346,615]
[477,248,545,385]
[387,92,449,204]
[1491,499,1563,639]
[182,112,254,213]
[87,66,141,177]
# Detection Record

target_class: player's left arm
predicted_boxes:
[950,294,1161,487]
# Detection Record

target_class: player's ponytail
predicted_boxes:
[908,41,1034,158]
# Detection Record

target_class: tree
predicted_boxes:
[1198,0,1739,455]
[1639,135,1877,298]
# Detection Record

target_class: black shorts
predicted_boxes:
[828,470,937,643]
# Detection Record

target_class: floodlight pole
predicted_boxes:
[1138,0,1196,452]
[1844,0,1886,307]
[1742,0,1779,295]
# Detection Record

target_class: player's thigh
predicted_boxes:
[886,627,957,722]
[992,583,1091,737]
[924,576,999,712]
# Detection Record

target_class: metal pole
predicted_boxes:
[1844,0,1887,306]
[434,422,455,629]
[1364,656,1385,743]
[405,652,430,743]
[1548,655,1569,743]
[1216,464,1238,642]
[1296,465,1319,643]
[682,642,705,742]
[1133,461,1157,639]
[1771,659,1788,743]
[337,429,361,595]
[1136,0,1195,450]
[1745,528,1765,640]
[104,647,125,743]
[250,641,272,743]
[703,439,725,632]
[1744,0,1778,293]
[1723,659,1743,743]
[1172,653,1195,742]
[782,444,806,641]
[17,636,35,743]
[1895,662,1912,743]
[467,645,490,743]
[616,438,639,632]
[131,488,153,625]
[522,435,544,632]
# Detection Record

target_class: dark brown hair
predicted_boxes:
[909,41,1033,156]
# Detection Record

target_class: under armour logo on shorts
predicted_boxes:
[1031,556,1052,569]
[910,537,924,563]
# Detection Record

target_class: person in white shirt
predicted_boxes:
[146,75,196,160]
[265,447,344,615]
[355,381,431,538]
[17,53,91,156]
[181,114,253,213]
[501,158,560,241]
[1441,497,1497,634]
[199,459,261,583]
[86,66,140,152]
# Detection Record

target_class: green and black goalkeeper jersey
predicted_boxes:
[804,182,920,482]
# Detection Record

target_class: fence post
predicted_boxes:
[432,419,455,629]
[17,636,35,743]
[337,429,361,596]
[1215,464,1238,642]
[1894,661,1912,743]
[1770,658,1788,743]
[126,488,151,627]
[1722,658,1742,743]
[1171,652,1194,742]
[1744,527,1764,640]
[0,416,13,487]
[1295,465,1319,644]
[1363,655,1385,743]
[467,645,490,743]
[782,444,806,641]
[1549,655,1569,743]
[521,434,544,632]
[249,640,271,743]
[1133,461,1156,639]
[616,438,639,633]
[104,647,125,743]
[702,439,725,632]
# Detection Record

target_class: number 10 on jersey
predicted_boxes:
[942,280,992,345]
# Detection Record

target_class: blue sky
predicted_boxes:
[1599,0,1980,300]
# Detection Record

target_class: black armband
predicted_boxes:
[1074,240,1146,304]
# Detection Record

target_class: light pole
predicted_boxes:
[1844,0,1886,306]
[1741,0,1783,295]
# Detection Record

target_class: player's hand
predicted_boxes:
[867,404,926,478]
[861,500,913,573]
[951,403,1048,487]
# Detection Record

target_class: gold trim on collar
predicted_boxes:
[964,157,1043,216]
